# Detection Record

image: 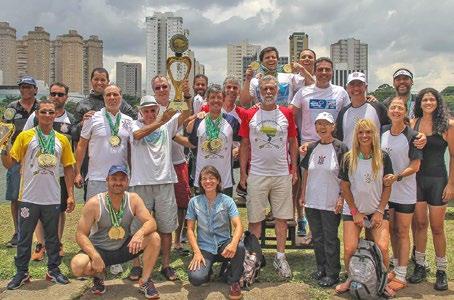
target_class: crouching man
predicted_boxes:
[70,165,161,299]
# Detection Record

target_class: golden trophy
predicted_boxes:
[167,34,191,111]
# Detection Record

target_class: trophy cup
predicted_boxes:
[166,34,192,111]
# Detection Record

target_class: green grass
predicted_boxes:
[1,204,453,299]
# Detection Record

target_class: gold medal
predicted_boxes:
[37,153,57,168]
[283,64,292,73]
[202,140,210,152]
[109,135,121,147]
[108,226,125,240]
[3,108,16,121]
[117,226,125,239]
[250,61,260,71]
[209,138,223,152]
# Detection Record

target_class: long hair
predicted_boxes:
[344,119,383,179]
[198,165,223,195]
[414,88,449,135]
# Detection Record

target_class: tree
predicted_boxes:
[370,84,395,102]
[122,94,140,107]
[441,86,454,96]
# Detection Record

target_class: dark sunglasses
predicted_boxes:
[50,92,66,97]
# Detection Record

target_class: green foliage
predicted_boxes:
[441,86,454,96]
[122,94,140,108]
[370,83,395,102]
[64,101,77,116]
[443,95,454,112]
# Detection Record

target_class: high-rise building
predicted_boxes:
[145,12,184,95]
[16,38,28,80]
[26,26,50,84]
[227,40,261,80]
[0,22,17,85]
[330,38,368,87]
[54,30,84,93]
[116,62,142,98]
[289,32,309,63]
[83,35,103,94]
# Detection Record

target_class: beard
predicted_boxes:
[261,94,277,105]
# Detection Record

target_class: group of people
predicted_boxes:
[1,44,453,300]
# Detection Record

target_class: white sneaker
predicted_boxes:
[273,255,292,279]
[110,264,123,275]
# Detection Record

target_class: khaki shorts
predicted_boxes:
[130,184,178,234]
[246,174,293,223]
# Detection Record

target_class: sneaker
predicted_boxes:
[236,184,247,197]
[31,243,46,261]
[229,281,242,300]
[6,233,18,248]
[408,263,427,284]
[91,277,106,295]
[297,218,307,237]
[46,268,69,284]
[7,272,30,290]
[139,278,160,299]
[110,264,123,275]
[273,255,292,279]
[59,243,65,257]
[434,270,448,291]
[318,275,339,288]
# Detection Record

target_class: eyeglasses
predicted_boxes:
[154,85,168,91]
[50,92,66,97]
[39,110,56,115]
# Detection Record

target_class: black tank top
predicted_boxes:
[414,118,448,177]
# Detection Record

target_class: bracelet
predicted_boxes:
[376,209,384,215]
[351,207,359,216]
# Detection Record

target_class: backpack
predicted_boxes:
[349,239,387,299]
[239,231,265,289]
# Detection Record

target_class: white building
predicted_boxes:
[227,40,261,80]
[330,38,368,87]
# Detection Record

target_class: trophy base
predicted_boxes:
[168,101,189,111]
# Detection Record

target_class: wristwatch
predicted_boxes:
[396,174,403,182]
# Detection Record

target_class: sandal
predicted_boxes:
[174,247,190,257]
[128,266,142,281]
[384,284,397,298]
[387,271,396,282]
[335,279,351,294]
[388,277,407,292]
[161,266,177,281]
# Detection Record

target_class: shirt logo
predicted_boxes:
[317,155,326,165]
[364,173,372,183]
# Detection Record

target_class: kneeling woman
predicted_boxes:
[186,165,245,300]
[381,96,422,292]
[335,119,394,294]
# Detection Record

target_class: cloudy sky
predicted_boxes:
[1,0,452,92]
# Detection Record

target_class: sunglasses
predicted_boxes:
[154,85,168,91]
[39,110,56,115]
[50,92,66,97]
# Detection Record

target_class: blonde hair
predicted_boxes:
[344,119,383,179]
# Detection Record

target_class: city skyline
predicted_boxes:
[0,0,452,92]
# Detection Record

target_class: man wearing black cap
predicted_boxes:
[383,68,416,118]
[1,75,40,248]
[71,165,161,299]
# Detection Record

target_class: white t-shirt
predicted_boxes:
[81,108,132,181]
[158,104,186,165]
[301,140,348,211]
[130,118,179,186]
[249,73,294,106]
[381,126,422,205]
[189,114,240,189]
[193,94,206,114]
[239,106,297,176]
[291,83,350,142]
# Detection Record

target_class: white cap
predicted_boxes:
[347,72,367,85]
[315,112,334,124]
[139,95,158,108]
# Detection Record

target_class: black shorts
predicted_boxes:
[60,177,68,212]
[388,202,416,214]
[416,174,447,206]
[91,237,143,266]
[342,210,390,222]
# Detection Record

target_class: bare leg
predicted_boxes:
[275,218,288,253]
[160,233,172,268]
[394,212,413,268]
[248,222,262,239]
[140,232,161,282]
[174,208,185,248]
[58,213,65,240]
[413,202,429,253]
[370,220,390,268]
[428,205,447,258]
[11,201,18,232]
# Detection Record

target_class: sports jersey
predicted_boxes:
[249,73,294,106]
[10,128,75,205]
[381,125,423,204]
[158,104,186,165]
[239,106,297,176]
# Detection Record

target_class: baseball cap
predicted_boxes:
[139,95,159,108]
[108,165,129,177]
[18,75,37,86]
[347,72,367,85]
[393,68,413,80]
[315,112,334,124]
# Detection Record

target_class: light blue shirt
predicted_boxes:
[186,193,239,254]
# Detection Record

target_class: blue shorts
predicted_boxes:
[5,162,20,201]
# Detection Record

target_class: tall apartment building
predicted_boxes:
[330,38,368,87]
[116,62,142,98]
[16,38,28,80]
[227,40,261,79]
[0,22,17,85]
[83,35,103,94]
[289,32,309,63]
[145,12,184,95]
[26,26,50,84]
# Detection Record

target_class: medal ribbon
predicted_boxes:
[35,127,55,154]
[105,111,121,137]
[258,64,281,78]
[105,193,126,227]
[205,114,222,140]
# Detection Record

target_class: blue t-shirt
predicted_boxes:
[186,193,239,254]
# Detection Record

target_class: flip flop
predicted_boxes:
[388,277,407,292]
[335,279,351,294]
[387,271,396,282]
[384,284,397,298]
